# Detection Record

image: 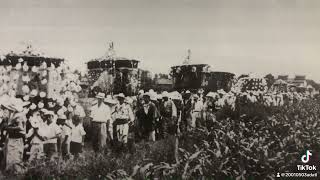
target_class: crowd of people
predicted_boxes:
[87,87,315,153]
[0,84,315,174]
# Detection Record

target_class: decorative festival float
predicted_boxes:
[86,43,145,96]
[272,79,288,92]
[171,50,235,93]
[0,45,81,107]
[234,74,268,93]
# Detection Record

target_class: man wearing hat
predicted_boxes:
[190,94,204,128]
[113,93,134,146]
[89,92,112,152]
[56,113,72,159]
[1,97,27,173]
[42,110,61,160]
[159,91,177,139]
[171,92,183,134]
[136,92,157,142]
[104,95,117,143]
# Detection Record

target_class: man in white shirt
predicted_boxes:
[89,92,111,152]
[112,93,134,145]
[159,91,177,138]
[43,110,62,160]
[191,94,204,128]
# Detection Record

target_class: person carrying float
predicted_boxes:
[112,93,134,147]
[1,96,28,174]
[159,91,177,138]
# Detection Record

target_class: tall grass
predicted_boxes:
[3,99,320,179]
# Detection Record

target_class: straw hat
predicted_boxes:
[156,94,162,100]
[125,97,133,104]
[171,92,182,100]
[44,110,55,116]
[150,92,158,101]
[217,89,226,94]
[58,114,67,120]
[1,97,27,112]
[143,92,152,98]
[95,92,105,99]
[104,95,117,104]
[206,92,216,98]
[192,94,199,99]
[162,91,169,98]
[115,93,125,99]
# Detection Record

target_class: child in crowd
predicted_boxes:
[70,115,86,159]
[56,114,72,159]
[26,111,46,161]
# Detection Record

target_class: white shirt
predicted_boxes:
[70,124,86,143]
[90,102,112,123]
[143,102,151,114]
[43,122,62,144]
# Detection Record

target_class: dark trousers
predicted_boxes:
[70,141,82,158]
[159,117,175,139]
[43,143,57,159]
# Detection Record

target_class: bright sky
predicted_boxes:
[0,0,320,81]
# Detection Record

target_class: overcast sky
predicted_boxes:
[0,0,320,81]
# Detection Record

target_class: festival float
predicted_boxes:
[0,45,81,105]
[272,79,288,92]
[171,50,235,92]
[233,74,268,93]
[86,43,142,96]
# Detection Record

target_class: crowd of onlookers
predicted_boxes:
[0,86,315,174]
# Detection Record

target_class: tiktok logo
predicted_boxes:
[301,150,312,163]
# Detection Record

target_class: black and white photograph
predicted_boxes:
[0,0,320,179]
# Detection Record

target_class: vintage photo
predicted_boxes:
[0,0,319,179]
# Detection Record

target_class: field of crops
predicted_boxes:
[3,98,320,179]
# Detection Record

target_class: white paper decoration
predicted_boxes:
[40,62,47,69]
[67,105,73,112]
[42,70,47,77]
[13,73,20,80]
[56,97,64,106]
[57,108,65,116]
[38,102,44,109]
[31,66,38,73]
[22,74,30,82]
[15,63,22,70]
[23,95,30,101]
[39,91,46,98]
[22,85,30,94]
[30,103,37,110]
[6,65,12,71]
[41,79,47,85]
[0,55,5,61]
[49,63,56,70]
